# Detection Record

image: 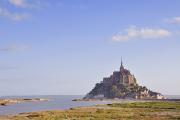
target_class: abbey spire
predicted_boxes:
[120,58,124,71]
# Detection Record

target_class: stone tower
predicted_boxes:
[120,58,124,71]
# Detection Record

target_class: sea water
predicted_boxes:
[0,95,111,115]
[0,95,179,115]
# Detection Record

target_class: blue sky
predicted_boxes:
[0,0,180,96]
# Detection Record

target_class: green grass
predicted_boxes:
[108,101,180,110]
[1,101,180,120]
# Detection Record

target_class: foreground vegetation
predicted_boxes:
[0,101,180,120]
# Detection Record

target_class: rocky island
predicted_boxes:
[84,60,165,100]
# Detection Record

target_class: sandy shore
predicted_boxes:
[0,98,49,106]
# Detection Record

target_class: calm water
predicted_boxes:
[0,95,179,115]
[0,95,112,115]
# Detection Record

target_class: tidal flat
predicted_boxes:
[0,101,180,120]
[0,98,49,106]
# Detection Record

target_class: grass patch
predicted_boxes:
[108,101,180,110]
[3,101,180,120]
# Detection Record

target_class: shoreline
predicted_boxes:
[72,98,180,102]
[1,98,180,113]
[0,100,180,120]
[0,98,49,106]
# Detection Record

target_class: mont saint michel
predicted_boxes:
[1,0,180,119]
[84,60,165,100]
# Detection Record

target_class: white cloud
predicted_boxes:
[8,0,49,9]
[165,17,180,24]
[0,7,29,21]
[9,0,29,8]
[0,0,47,21]
[0,44,29,52]
[112,26,171,42]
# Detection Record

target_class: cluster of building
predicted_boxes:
[103,60,137,86]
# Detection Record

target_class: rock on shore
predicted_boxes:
[0,98,49,106]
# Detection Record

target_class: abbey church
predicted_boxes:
[103,60,137,86]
